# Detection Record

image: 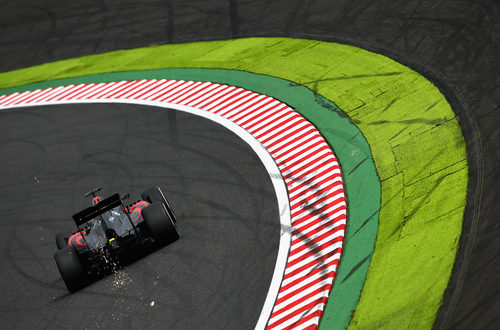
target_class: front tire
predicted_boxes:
[54,245,89,292]
[141,186,177,223]
[142,202,179,245]
[55,231,73,250]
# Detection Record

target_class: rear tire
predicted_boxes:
[141,186,177,223]
[54,245,89,292]
[142,202,179,245]
[55,231,73,250]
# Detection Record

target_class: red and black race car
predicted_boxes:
[54,186,179,292]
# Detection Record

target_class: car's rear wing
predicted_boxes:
[72,193,123,227]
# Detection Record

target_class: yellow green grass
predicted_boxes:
[0,37,467,329]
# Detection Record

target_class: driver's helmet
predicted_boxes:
[92,196,103,206]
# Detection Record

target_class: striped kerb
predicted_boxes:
[0,79,347,329]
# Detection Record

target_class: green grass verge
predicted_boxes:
[0,67,380,330]
[0,37,467,329]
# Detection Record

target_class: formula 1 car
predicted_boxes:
[54,186,179,292]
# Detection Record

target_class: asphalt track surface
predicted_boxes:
[0,103,279,328]
[0,0,498,329]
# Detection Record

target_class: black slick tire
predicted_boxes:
[141,186,177,223]
[55,231,73,250]
[142,201,179,245]
[54,245,89,292]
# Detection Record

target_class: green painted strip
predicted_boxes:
[0,37,467,329]
[0,67,379,330]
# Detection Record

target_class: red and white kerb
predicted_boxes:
[0,79,347,329]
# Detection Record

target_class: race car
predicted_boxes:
[54,186,179,292]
